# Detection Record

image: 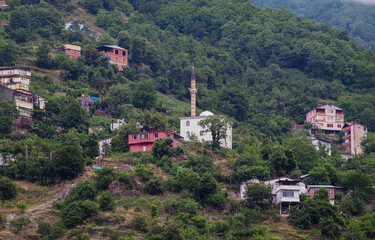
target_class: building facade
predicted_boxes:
[128,131,183,152]
[0,0,8,10]
[241,177,306,215]
[307,185,336,205]
[306,104,344,133]
[64,44,81,59]
[97,45,128,71]
[0,66,32,91]
[180,111,232,149]
[342,121,367,155]
[310,137,331,155]
[179,66,232,148]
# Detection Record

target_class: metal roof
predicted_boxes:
[97,45,127,51]
[317,104,342,110]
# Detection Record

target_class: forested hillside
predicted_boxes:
[250,0,375,52]
[0,0,375,239]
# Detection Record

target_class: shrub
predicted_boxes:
[10,217,30,234]
[95,166,116,191]
[144,178,163,195]
[37,222,51,236]
[131,214,148,232]
[150,204,158,217]
[16,201,28,213]
[0,176,17,202]
[156,156,173,172]
[180,198,200,216]
[192,215,206,228]
[118,172,133,190]
[67,180,97,203]
[140,152,154,164]
[99,192,116,211]
[134,164,153,181]
[206,193,226,209]
[164,198,181,215]
[61,200,99,228]
[241,208,262,224]
[211,221,230,237]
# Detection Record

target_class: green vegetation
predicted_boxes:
[0,0,375,238]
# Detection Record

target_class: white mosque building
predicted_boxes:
[179,66,232,149]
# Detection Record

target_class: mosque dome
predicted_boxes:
[199,111,214,117]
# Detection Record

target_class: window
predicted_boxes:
[336,117,344,121]
[122,58,125,62]
[316,115,325,120]
[337,124,342,128]
[132,135,137,140]
[115,50,118,54]
[313,190,319,195]
[154,133,158,138]
[122,51,126,56]
[186,131,190,137]
[327,124,333,128]
[327,190,331,195]
[200,131,204,136]
[186,121,190,126]
[115,56,118,61]
[282,190,294,198]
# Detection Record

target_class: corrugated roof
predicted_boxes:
[308,185,335,188]
[317,104,342,110]
[64,44,81,51]
[97,45,127,51]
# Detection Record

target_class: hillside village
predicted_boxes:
[1,0,375,239]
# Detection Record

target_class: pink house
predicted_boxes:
[128,131,183,152]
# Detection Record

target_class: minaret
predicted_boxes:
[189,65,198,116]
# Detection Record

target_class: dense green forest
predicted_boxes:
[250,0,375,52]
[0,0,375,239]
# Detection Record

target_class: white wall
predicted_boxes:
[180,116,232,148]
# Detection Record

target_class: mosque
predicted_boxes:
[179,66,232,149]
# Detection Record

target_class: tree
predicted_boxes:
[0,177,17,204]
[0,100,18,138]
[53,129,85,180]
[144,178,163,195]
[62,99,88,132]
[67,180,97,203]
[99,191,116,211]
[82,133,99,159]
[199,115,231,149]
[152,137,173,160]
[244,182,272,209]
[269,145,296,176]
[131,79,157,109]
[35,41,54,68]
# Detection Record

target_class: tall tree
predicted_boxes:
[199,115,231,149]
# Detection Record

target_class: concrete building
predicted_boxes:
[342,121,367,155]
[179,66,232,148]
[310,137,331,155]
[128,131,183,152]
[97,45,128,71]
[0,0,8,10]
[307,185,337,205]
[64,44,81,59]
[306,104,344,133]
[240,177,306,215]
[99,137,112,157]
[0,86,34,118]
[111,119,126,131]
[0,66,32,91]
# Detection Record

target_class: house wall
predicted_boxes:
[0,68,31,77]
[98,48,128,71]
[128,131,182,152]
[351,124,367,155]
[306,107,344,131]
[65,49,81,58]
[0,86,14,101]
[99,138,112,156]
[180,116,232,148]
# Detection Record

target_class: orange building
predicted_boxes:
[307,185,339,205]
[0,0,8,10]
[306,104,344,133]
[97,45,128,71]
[63,44,81,59]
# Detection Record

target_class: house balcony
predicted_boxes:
[342,126,351,132]
[342,134,351,140]
[129,137,155,145]
[342,141,351,147]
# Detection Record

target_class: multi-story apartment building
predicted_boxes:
[0,66,32,91]
[342,121,367,155]
[306,104,344,133]
[97,45,128,71]
[128,130,183,152]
